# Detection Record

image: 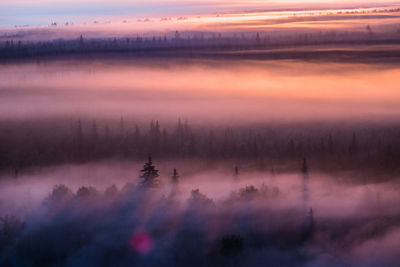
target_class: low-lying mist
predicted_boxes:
[1,29,400,266]
[1,160,400,266]
[1,58,400,124]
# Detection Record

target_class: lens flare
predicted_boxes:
[129,231,153,255]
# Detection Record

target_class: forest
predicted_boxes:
[1,118,400,179]
[2,145,400,267]
[2,26,400,61]
[2,2,400,266]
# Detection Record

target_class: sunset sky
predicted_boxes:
[1,0,399,26]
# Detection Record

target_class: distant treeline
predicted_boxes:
[1,28,400,61]
[1,118,400,176]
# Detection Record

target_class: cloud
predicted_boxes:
[1,0,399,26]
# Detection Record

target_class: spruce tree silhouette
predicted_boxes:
[301,157,308,174]
[79,35,84,47]
[234,166,239,177]
[140,156,160,187]
[171,168,179,184]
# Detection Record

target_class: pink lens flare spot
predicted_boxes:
[129,232,153,255]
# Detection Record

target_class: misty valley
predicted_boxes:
[2,2,400,263]
[0,57,400,267]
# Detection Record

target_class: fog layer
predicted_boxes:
[1,161,400,266]
[1,59,400,124]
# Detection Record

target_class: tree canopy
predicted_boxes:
[140,156,160,187]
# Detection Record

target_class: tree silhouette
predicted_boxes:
[76,186,98,199]
[171,168,179,184]
[119,117,125,137]
[75,120,84,160]
[301,207,315,242]
[0,215,22,248]
[79,35,84,47]
[220,234,244,257]
[301,157,308,174]
[328,134,334,156]
[174,30,181,41]
[189,189,215,208]
[139,156,160,187]
[309,207,314,233]
[44,184,73,208]
[256,32,261,45]
[104,184,118,197]
[349,132,358,157]
[91,120,99,154]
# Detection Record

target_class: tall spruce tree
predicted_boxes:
[139,156,160,187]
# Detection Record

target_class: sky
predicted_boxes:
[1,0,400,26]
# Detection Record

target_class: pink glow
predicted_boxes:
[129,231,153,255]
